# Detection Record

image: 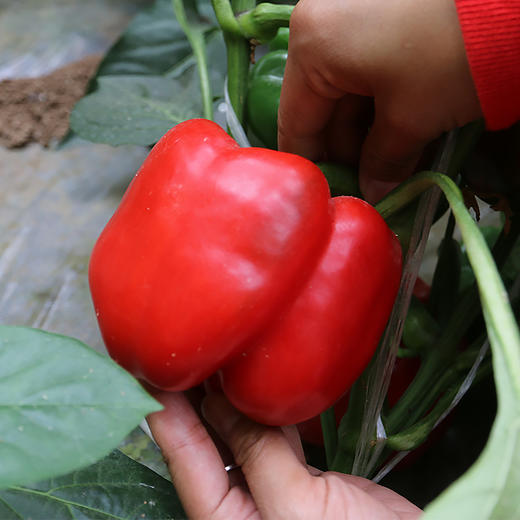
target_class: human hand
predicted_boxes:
[277,0,482,202]
[147,390,423,519]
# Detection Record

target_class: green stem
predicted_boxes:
[172,0,213,120]
[231,1,256,22]
[211,0,241,36]
[331,374,367,473]
[223,34,250,125]
[212,1,290,124]
[237,3,293,42]
[219,0,255,126]
[386,359,492,452]
[388,334,487,434]
[320,407,338,469]
[386,218,520,434]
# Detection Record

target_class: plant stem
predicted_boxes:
[223,35,249,125]
[386,359,492,452]
[379,172,520,403]
[332,376,367,473]
[388,333,487,434]
[386,218,519,435]
[320,407,338,469]
[172,0,213,120]
[217,0,254,125]
[237,3,293,41]
[385,295,476,433]
[212,1,291,125]
[211,0,241,36]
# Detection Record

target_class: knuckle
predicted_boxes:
[175,419,209,451]
[383,100,441,143]
[163,421,208,479]
[232,423,272,469]
[162,423,208,482]
[289,0,315,34]
[289,0,322,52]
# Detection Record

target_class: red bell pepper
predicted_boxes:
[89,119,402,426]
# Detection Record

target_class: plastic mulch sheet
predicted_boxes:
[0,0,149,352]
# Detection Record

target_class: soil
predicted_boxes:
[0,55,101,148]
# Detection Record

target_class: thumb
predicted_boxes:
[202,393,312,514]
[359,115,430,204]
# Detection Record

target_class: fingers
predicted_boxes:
[324,95,372,165]
[278,0,362,159]
[358,113,431,203]
[202,392,313,517]
[278,51,370,165]
[147,391,237,519]
[277,55,337,160]
[281,424,307,466]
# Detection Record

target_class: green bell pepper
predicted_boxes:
[268,27,289,51]
[246,48,287,149]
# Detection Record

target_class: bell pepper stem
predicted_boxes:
[172,0,213,120]
[211,0,242,36]
[213,1,293,42]
[237,3,293,42]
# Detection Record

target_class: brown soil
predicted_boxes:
[0,55,101,148]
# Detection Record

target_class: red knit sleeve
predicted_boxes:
[455,0,520,130]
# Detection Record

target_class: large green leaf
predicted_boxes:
[428,398,519,516]
[94,0,216,78]
[0,450,185,519]
[71,73,201,146]
[0,326,161,489]
[71,0,226,146]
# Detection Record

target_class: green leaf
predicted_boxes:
[71,74,202,146]
[94,0,214,78]
[423,372,520,519]
[71,0,226,146]
[0,326,161,489]
[0,450,185,519]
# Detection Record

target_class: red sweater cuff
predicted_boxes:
[455,0,520,130]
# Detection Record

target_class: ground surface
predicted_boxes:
[0,55,100,148]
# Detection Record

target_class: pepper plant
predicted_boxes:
[1,1,519,519]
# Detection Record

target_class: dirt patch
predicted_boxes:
[0,55,101,148]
